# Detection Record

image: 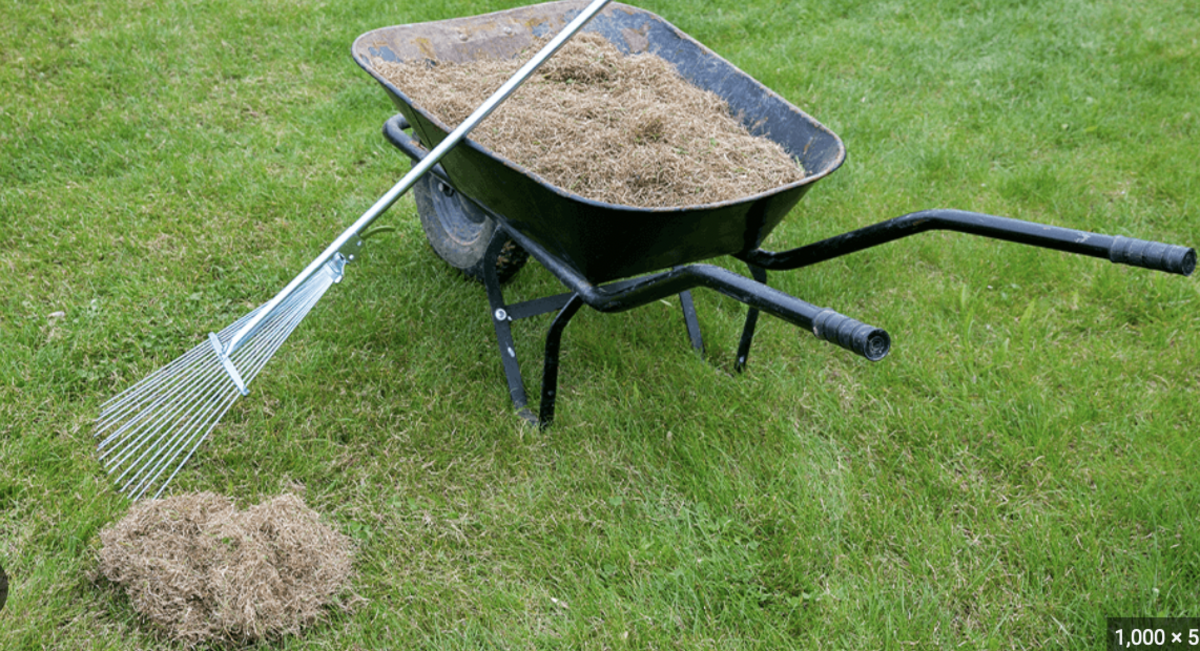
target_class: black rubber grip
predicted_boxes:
[1109,236,1196,276]
[812,309,891,361]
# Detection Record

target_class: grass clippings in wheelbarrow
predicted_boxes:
[374,32,806,208]
[97,492,355,646]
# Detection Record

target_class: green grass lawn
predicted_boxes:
[2,0,1198,648]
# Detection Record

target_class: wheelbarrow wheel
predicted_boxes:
[412,170,527,284]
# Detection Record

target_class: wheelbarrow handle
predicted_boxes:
[739,209,1195,277]
[812,309,891,361]
[1109,235,1196,275]
[382,115,452,183]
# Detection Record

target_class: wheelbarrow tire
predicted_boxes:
[412,171,527,284]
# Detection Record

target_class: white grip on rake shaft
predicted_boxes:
[209,332,250,396]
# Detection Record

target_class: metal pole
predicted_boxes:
[225,0,614,356]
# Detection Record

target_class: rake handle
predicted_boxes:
[224,0,614,356]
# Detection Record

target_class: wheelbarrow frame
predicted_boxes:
[361,2,1194,426]
[382,115,1193,426]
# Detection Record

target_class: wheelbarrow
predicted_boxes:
[352,1,1195,426]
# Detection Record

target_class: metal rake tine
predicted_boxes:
[99,277,324,454]
[106,362,237,479]
[119,273,332,498]
[211,300,275,342]
[107,302,297,477]
[139,352,284,499]
[97,338,243,459]
[95,305,271,432]
[96,343,228,453]
[95,341,215,430]
[97,340,215,416]
[241,283,332,381]
[101,294,298,467]
[127,289,319,500]
[140,392,242,501]
[235,272,335,380]
[97,304,268,415]
[122,385,237,498]
[96,349,205,423]
[138,295,321,500]
[114,316,290,493]
[99,387,213,461]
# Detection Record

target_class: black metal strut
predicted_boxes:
[480,233,710,427]
[737,208,1196,276]
[481,223,892,427]
[725,209,1195,376]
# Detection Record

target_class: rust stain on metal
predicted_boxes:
[413,37,437,60]
[621,25,649,53]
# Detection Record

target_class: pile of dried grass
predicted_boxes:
[375,33,805,208]
[97,492,354,647]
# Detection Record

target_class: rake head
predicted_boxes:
[94,258,344,500]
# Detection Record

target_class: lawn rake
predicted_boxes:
[94,0,616,500]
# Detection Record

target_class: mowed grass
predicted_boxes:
[1,0,1198,648]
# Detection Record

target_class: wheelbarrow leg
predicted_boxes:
[539,294,585,428]
[481,233,537,424]
[735,263,768,373]
[677,286,704,355]
[479,230,586,427]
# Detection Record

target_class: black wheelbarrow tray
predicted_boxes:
[353,0,1196,426]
